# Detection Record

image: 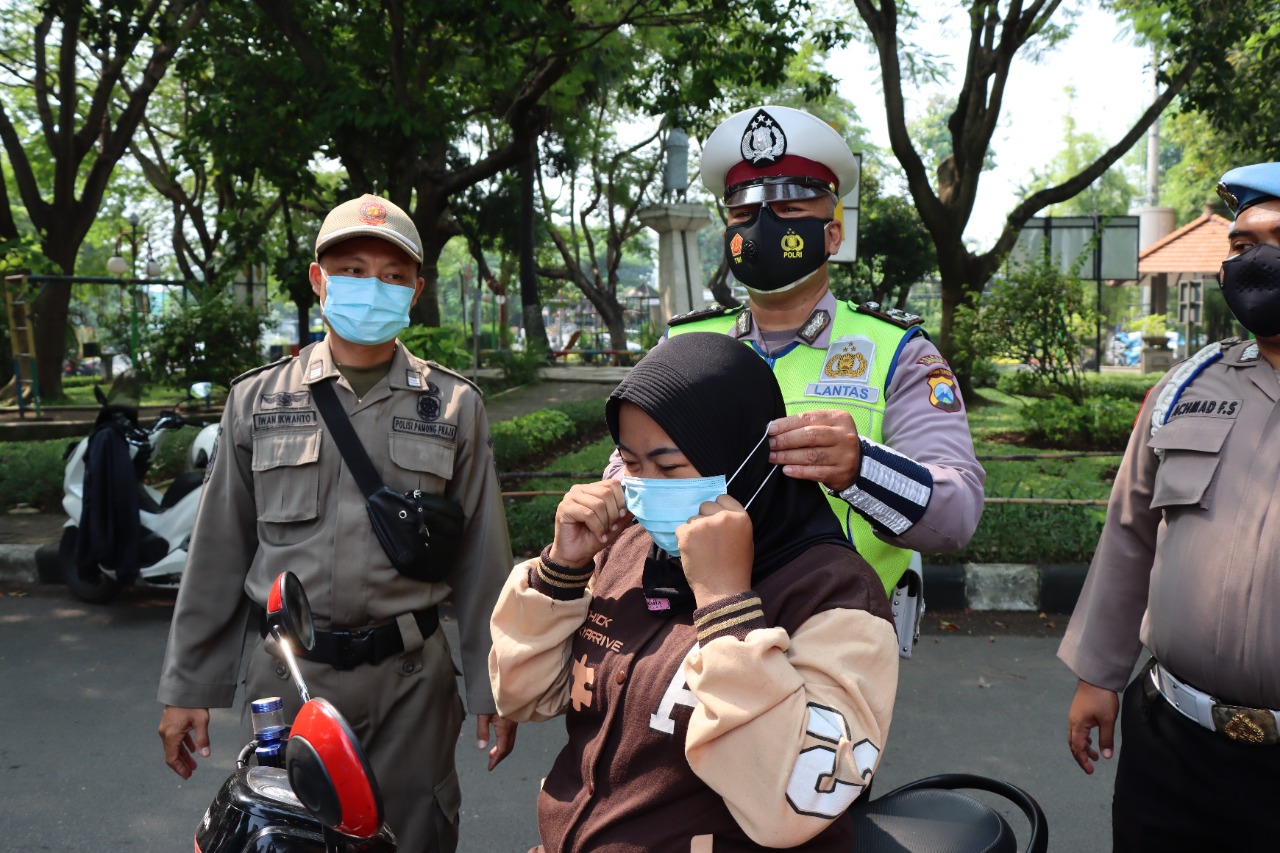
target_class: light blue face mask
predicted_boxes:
[622,426,777,557]
[321,274,414,345]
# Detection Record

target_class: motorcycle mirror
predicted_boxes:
[266,571,316,653]
[285,697,385,839]
[190,381,212,400]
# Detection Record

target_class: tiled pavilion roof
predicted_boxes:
[1137,209,1231,278]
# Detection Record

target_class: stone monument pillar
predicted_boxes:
[639,204,713,322]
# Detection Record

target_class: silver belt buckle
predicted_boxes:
[1210,704,1280,745]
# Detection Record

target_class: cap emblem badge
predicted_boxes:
[1216,182,1240,213]
[359,201,388,226]
[740,109,787,167]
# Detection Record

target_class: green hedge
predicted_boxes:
[491,400,605,472]
[503,437,614,558]
[935,503,1107,565]
[1081,371,1162,402]
[1017,395,1140,451]
[0,439,72,511]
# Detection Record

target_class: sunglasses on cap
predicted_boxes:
[724,175,838,207]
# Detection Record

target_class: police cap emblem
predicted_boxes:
[740,109,787,167]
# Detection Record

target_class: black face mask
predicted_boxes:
[1218,242,1280,337]
[724,205,832,293]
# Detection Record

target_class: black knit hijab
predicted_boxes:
[605,332,851,612]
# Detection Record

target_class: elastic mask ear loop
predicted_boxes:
[726,426,779,511]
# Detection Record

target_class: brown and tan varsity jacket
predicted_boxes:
[489,525,899,852]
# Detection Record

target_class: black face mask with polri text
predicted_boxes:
[1218,242,1280,338]
[724,205,832,293]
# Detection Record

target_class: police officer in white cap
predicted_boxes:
[1060,162,1280,849]
[613,106,986,656]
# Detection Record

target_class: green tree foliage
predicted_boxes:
[0,0,205,397]
[1117,1,1280,160]
[955,252,1099,404]
[849,0,1196,400]
[136,290,270,389]
[1023,89,1142,217]
[1157,108,1264,225]
[830,161,936,309]
[178,0,834,332]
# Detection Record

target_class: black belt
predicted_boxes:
[261,606,439,671]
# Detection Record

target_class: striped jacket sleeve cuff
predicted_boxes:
[693,592,766,643]
[528,545,594,600]
[830,438,934,536]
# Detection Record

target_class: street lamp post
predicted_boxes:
[107,215,161,365]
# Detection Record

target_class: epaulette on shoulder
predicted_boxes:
[425,360,480,392]
[230,355,293,387]
[854,301,924,329]
[1218,335,1243,351]
[667,304,742,328]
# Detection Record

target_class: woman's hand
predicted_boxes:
[677,494,753,608]
[548,480,631,568]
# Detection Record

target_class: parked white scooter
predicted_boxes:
[58,375,219,603]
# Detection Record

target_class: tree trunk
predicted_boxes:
[935,250,982,404]
[412,232,447,328]
[518,147,550,353]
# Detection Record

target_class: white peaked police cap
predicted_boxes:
[701,105,860,207]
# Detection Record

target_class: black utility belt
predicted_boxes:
[261,606,439,671]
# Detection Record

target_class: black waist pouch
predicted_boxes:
[312,378,467,584]
[366,487,465,583]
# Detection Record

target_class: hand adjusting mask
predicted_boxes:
[724,205,832,294]
[622,426,778,557]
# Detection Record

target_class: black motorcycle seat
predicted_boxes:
[161,470,204,510]
[851,789,1016,853]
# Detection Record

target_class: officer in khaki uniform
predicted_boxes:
[157,194,515,853]
[1060,163,1280,850]
[610,106,984,656]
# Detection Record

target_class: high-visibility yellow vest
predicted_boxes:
[669,301,923,593]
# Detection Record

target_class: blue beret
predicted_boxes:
[1217,162,1280,218]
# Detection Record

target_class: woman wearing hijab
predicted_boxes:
[489,332,898,852]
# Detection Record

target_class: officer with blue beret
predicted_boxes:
[1061,162,1280,848]
[610,105,986,657]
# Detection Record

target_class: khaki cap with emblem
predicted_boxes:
[314,193,423,264]
[702,105,861,207]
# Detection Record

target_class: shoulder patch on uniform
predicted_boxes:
[230,355,293,387]
[424,360,481,393]
[667,304,742,328]
[855,301,924,329]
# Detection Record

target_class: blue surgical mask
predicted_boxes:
[321,275,414,345]
[622,427,777,557]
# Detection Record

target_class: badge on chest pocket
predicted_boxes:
[806,336,880,402]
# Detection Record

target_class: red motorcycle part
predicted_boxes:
[285,697,384,839]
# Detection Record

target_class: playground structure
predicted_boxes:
[2,274,195,418]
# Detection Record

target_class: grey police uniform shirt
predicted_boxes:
[1059,339,1280,708]
[607,292,986,553]
[157,337,512,715]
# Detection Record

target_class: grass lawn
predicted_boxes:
[968,387,1130,504]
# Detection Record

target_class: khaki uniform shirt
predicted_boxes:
[158,338,512,715]
[1059,339,1280,707]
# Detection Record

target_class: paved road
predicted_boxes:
[0,582,1118,852]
